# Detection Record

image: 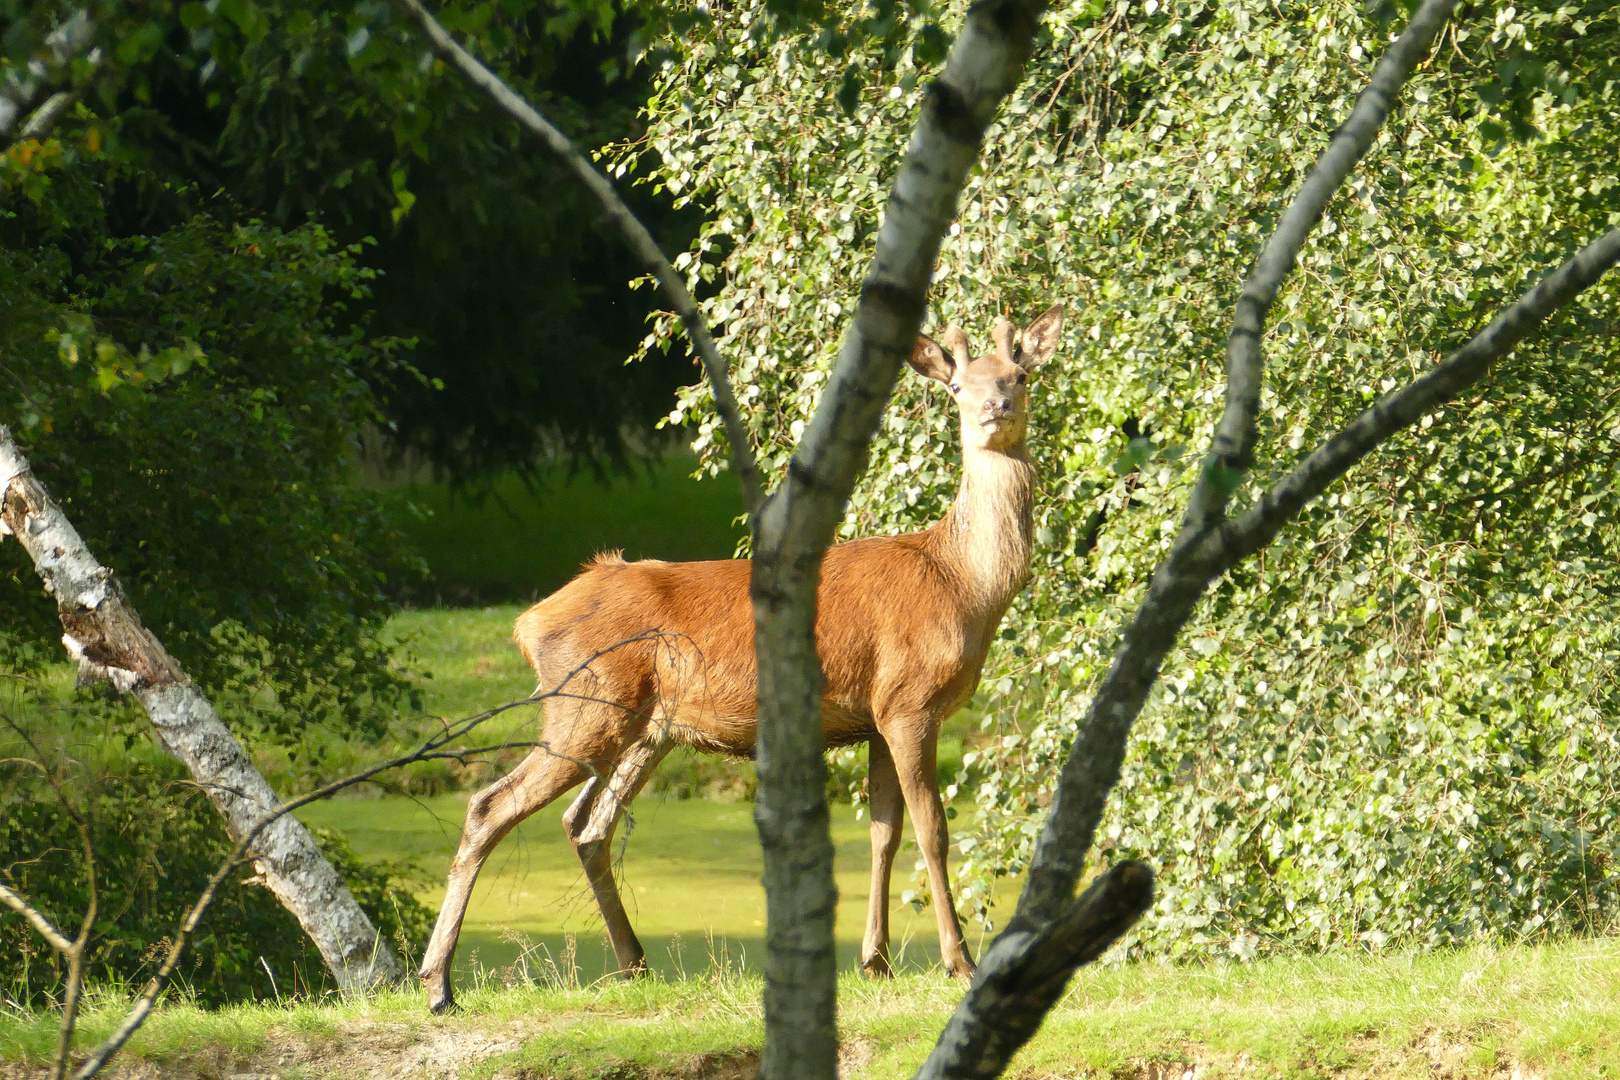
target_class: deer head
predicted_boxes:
[908,305,1064,453]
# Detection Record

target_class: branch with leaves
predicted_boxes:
[391,0,765,515]
[912,1,1620,1075]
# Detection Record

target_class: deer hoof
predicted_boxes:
[946,957,976,980]
[860,953,894,979]
[423,974,457,1014]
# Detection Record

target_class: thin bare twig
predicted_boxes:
[392,0,765,515]
[0,716,98,1080]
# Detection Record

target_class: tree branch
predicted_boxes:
[0,883,73,954]
[20,86,82,142]
[914,863,1154,1080]
[1205,0,1456,489]
[69,654,684,1077]
[746,2,1050,1077]
[392,0,765,516]
[0,426,402,991]
[1207,225,1620,575]
[0,10,96,147]
[1011,0,1457,930]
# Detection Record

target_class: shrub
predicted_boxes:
[0,757,432,1007]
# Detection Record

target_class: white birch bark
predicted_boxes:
[908,4,1620,1078]
[0,426,401,990]
[748,1,1051,1075]
[0,10,96,142]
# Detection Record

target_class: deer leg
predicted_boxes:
[420,746,589,1013]
[883,720,974,978]
[563,732,671,977]
[860,735,905,978]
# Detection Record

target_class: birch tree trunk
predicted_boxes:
[397,0,1057,1066]
[0,426,401,991]
[748,1,1050,1075]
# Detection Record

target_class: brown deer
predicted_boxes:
[419,304,1064,1012]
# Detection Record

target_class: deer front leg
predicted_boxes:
[421,749,588,1013]
[860,735,905,978]
[563,733,670,977]
[883,720,974,979]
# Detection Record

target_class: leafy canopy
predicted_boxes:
[635,0,1620,955]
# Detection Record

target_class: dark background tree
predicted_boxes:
[27,0,708,483]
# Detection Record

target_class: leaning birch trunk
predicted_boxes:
[0,426,401,991]
[748,0,1050,1075]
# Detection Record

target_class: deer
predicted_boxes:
[418,304,1064,1013]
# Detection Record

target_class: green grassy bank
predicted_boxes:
[5,940,1619,1078]
[380,456,745,605]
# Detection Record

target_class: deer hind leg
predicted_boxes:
[882,717,974,978]
[563,729,671,977]
[420,741,589,1013]
[860,735,905,978]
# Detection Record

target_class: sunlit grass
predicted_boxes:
[382,453,746,605]
[6,940,1620,1077]
[296,790,1012,983]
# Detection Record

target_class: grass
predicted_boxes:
[5,939,1620,1077]
[380,455,746,605]
[296,789,1007,984]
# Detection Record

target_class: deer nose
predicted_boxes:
[986,397,1013,413]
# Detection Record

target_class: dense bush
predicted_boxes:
[633,0,1620,955]
[1,144,422,738]
[0,755,432,1007]
[0,105,431,1003]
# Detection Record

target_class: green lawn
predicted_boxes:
[380,455,746,604]
[298,790,1010,985]
[6,940,1620,1078]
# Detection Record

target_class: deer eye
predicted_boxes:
[1015,371,1027,384]
[948,383,961,394]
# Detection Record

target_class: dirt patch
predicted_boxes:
[0,1016,538,1080]
[488,1049,761,1080]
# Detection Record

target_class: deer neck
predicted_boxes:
[933,441,1037,617]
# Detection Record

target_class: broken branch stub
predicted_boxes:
[0,426,400,990]
[913,862,1154,1080]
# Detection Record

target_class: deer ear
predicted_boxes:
[1016,304,1065,371]
[908,335,956,385]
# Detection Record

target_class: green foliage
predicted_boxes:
[0,754,432,1007]
[4,0,715,483]
[0,189,422,735]
[634,0,1620,956]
